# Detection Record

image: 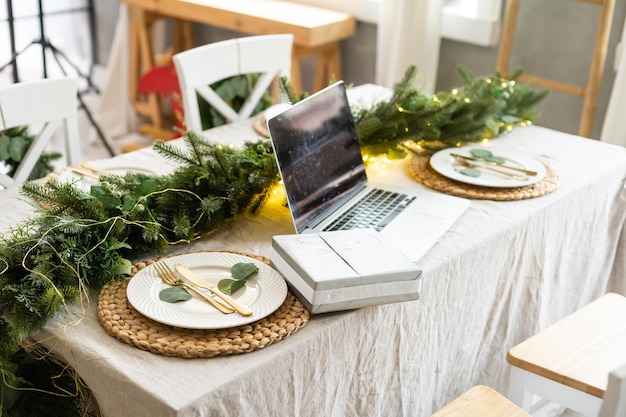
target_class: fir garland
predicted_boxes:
[354,66,548,157]
[0,65,548,415]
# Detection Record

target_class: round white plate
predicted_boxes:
[126,252,287,329]
[429,145,547,188]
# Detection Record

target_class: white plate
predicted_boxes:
[126,252,288,329]
[429,145,547,188]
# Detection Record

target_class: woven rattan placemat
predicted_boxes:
[97,251,310,358]
[252,113,270,138]
[408,154,559,201]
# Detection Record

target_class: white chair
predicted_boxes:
[599,363,626,417]
[0,77,81,188]
[173,34,293,132]
[506,292,626,416]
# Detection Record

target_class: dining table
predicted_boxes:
[2,84,626,417]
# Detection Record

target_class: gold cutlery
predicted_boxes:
[451,154,529,181]
[175,264,253,317]
[70,167,100,179]
[450,153,538,176]
[153,262,235,314]
[80,162,107,173]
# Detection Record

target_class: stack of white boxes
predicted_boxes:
[270,229,422,314]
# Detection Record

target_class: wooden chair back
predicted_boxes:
[173,34,293,132]
[0,77,81,188]
[496,0,616,137]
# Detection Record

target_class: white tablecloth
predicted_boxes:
[3,86,626,417]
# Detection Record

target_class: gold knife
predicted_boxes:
[71,167,100,179]
[175,264,253,316]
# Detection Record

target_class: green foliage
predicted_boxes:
[159,286,192,303]
[1,347,92,417]
[0,132,279,416]
[277,76,309,104]
[198,74,274,129]
[352,65,549,157]
[0,126,62,181]
[218,262,259,294]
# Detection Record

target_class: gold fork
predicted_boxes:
[153,262,235,314]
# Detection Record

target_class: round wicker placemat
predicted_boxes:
[408,154,559,201]
[96,251,310,358]
[252,113,270,138]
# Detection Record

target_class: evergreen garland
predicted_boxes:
[352,66,548,157]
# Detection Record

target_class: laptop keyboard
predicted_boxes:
[323,189,416,232]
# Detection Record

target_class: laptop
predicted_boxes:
[266,81,469,262]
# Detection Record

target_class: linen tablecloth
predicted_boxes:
[2,86,626,417]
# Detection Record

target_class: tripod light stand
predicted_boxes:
[0,0,115,156]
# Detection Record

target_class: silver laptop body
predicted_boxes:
[266,81,469,262]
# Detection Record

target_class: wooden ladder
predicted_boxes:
[496,0,616,138]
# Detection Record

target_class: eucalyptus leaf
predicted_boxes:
[137,179,158,196]
[459,168,481,177]
[217,278,246,295]
[231,262,259,280]
[217,278,236,294]
[121,196,136,213]
[470,148,505,164]
[470,149,493,159]
[229,279,247,294]
[159,286,192,303]
[111,258,132,276]
[97,193,122,209]
[483,155,506,164]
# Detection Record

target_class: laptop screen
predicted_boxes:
[267,81,367,233]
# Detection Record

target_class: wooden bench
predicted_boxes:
[120,0,356,139]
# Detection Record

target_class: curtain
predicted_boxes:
[600,17,626,146]
[95,5,137,140]
[375,0,444,94]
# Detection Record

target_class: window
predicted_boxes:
[442,0,502,46]
[285,0,502,46]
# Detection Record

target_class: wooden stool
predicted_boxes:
[496,0,616,138]
[431,386,530,417]
[506,293,626,416]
